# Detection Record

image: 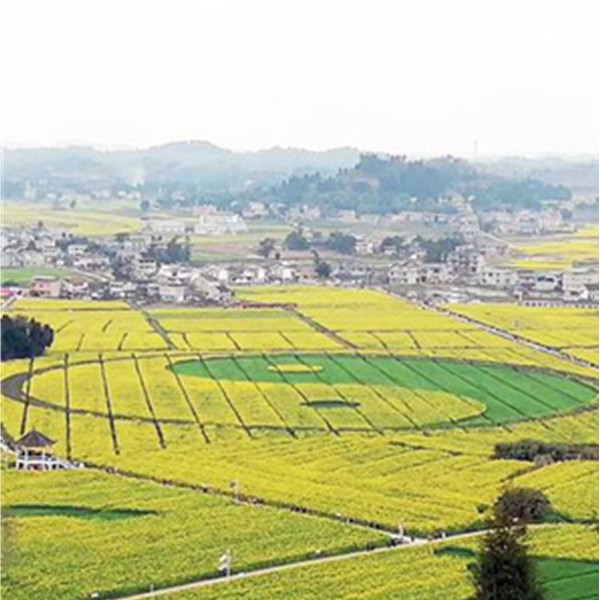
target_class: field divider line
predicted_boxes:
[18,358,35,436]
[284,306,357,349]
[224,332,242,351]
[141,310,176,350]
[75,333,85,352]
[64,354,72,460]
[117,332,128,351]
[132,353,167,449]
[365,331,390,352]
[454,330,485,349]
[231,356,296,438]
[56,319,73,334]
[326,353,416,431]
[101,319,113,334]
[198,354,253,439]
[278,331,300,351]
[261,353,338,436]
[165,354,210,444]
[406,331,421,350]
[99,353,121,454]
[181,333,193,350]
[293,354,383,435]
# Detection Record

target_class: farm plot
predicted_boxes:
[446,303,599,366]
[6,301,165,353]
[150,307,343,352]
[238,287,598,376]
[161,525,599,600]
[0,469,387,600]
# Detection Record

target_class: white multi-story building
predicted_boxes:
[194,207,248,235]
[479,266,518,288]
[388,264,420,286]
[148,219,189,235]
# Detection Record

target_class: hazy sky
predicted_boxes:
[2,0,598,156]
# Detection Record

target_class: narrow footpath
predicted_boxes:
[115,527,497,600]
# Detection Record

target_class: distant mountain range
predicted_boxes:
[2,141,361,192]
[2,141,597,195]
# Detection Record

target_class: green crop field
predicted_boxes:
[2,288,598,599]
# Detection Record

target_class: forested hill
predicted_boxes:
[2,142,360,195]
[270,154,572,214]
[3,144,577,213]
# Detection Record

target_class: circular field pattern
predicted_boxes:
[7,353,598,437]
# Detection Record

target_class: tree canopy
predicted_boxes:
[1,315,54,361]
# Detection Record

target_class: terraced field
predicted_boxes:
[2,288,598,600]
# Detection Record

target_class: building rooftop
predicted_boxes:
[16,429,56,449]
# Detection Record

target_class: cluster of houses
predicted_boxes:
[479,209,572,236]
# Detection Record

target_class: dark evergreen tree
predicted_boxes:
[1,315,54,361]
[471,490,547,600]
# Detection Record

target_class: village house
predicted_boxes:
[242,201,269,219]
[562,268,600,301]
[39,239,59,262]
[62,276,90,298]
[478,266,518,289]
[418,263,453,284]
[388,264,420,286]
[133,256,158,280]
[20,250,46,268]
[158,282,187,303]
[194,206,248,235]
[447,245,486,276]
[232,266,267,285]
[332,263,371,282]
[108,280,138,299]
[355,238,375,255]
[73,253,111,271]
[66,243,88,257]
[269,263,297,283]
[455,214,481,242]
[191,275,234,303]
[148,219,190,235]
[532,272,561,293]
[30,276,62,298]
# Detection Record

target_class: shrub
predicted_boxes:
[494,440,598,462]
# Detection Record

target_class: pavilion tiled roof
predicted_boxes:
[16,429,56,448]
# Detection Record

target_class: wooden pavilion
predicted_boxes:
[15,429,59,471]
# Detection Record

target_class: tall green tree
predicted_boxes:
[470,491,547,600]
